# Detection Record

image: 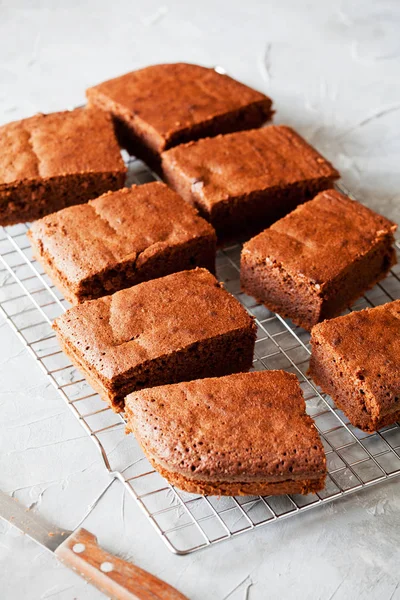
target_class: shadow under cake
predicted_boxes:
[86,62,273,172]
[0,108,126,226]
[125,370,327,496]
[53,268,257,412]
[161,125,339,241]
[241,189,397,330]
[28,182,216,304]
[309,300,400,432]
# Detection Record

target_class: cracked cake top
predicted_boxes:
[28,182,215,299]
[161,125,339,212]
[52,268,255,383]
[86,63,273,153]
[0,107,126,186]
[242,189,397,286]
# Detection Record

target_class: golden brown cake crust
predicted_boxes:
[28,182,216,303]
[0,108,126,225]
[241,189,397,330]
[86,63,273,155]
[125,371,326,496]
[310,301,400,432]
[53,268,256,410]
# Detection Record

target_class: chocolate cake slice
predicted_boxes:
[310,300,400,432]
[28,182,216,303]
[0,108,126,225]
[53,268,256,412]
[86,62,273,170]
[125,371,327,496]
[241,189,397,330]
[162,126,339,241]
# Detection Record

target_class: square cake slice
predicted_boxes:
[28,182,216,304]
[0,108,126,225]
[310,301,400,432]
[241,189,397,330]
[53,268,256,411]
[125,371,327,496]
[161,126,339,240]
[86,63,273,170]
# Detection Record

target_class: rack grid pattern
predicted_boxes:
[1,155,400,555]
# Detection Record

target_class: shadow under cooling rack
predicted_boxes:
[0,155,399,554]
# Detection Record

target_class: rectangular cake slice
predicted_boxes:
[241,189,397,330]
[0,108,126,225]
[86,62,273,171]
[161,125,339,241]
[28,182,216,304]
[125,371,327,496]
[310,301,400,432]
[53,268,256,411]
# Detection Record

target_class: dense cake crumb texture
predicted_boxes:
[0,108,126,225]
[241,189,397,329]
[242,189,396,284]
[53,268,256,410]
[162,125,339,239]
[310,300,400,432]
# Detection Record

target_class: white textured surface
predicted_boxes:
[1,1,400,599]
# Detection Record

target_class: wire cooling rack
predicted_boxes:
[1,155,400,555]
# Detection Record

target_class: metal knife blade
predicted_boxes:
[0,489,71,552]
[0,490,188,599]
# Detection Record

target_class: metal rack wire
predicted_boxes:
[1,154,400,555]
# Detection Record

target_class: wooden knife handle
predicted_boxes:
[55,528,188,600]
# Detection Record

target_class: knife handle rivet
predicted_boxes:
[100,562,114,573]
[73,543,86,554]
